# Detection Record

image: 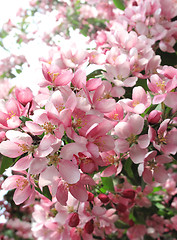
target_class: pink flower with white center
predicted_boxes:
[164,92,177,113]
[0,130,33,158]
[104,102,124,122]
[100,151,123,177]
[104,62,138,97]
[41,63,73,87]
[2,175,34,205]
[72,68,87,89]
[149,119,177,155]
[137,150,171,184]
[147,74,177,104]
[114,114,149,153]
[25,109,64,139]
[60,38,88,68]
[0,98,24,129]
[45,89,77,127]
[92,81,117,113]
[119,86,151,114]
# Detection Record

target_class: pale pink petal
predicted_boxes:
[164,92,177,110]
[59,160,80,184]
[134,103,146,114]
[143,168,153,184]
[101,165,117,177]
[13,185,32,205]
[0,140,24,158]
[130,114,144,135]
[12,155,33,171]
[154,165,168,183]
[72,69,86,89]
[130,145,147,164]
[2,175,24,190]
[6,130,33,145]
[29,158,48,174]
[56,181,68,206]
[87,142,99,158]
[39,166,60,188]
[92,206,106,216]
[115,139,129,153]
[26,121,44,135]
[59,109,72,127]
[60,142,87,160]
[155,155,172,163]
[55,70,73,86]
[138,134,150,149]
[124,77,137,87]
[80,174,96,186]
[132,86,147,103]
[95,99,116,113]
[69,183,88,202]
[115,121,131,139]
[7,116,21,128]
[153,94,166,104]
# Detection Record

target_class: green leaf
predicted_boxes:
[101,177,114,192]
[114,220,129,229]
[86,69,105,80]
[0,156,13,174]
[113,0,125,10]
[43,186,52,201]
[19,116,32,123]
[35,185,52,201]
[16,68,22,74]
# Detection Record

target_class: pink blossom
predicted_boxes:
[0,130,33,158]
[15,87,33,106]
[2,175,34,205]
[119,86,151,114]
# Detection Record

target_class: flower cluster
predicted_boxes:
[0,0,177,239]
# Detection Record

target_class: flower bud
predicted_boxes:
[87,191,94,202]
[84,219,94,234]
[148,110,162,124]
[15,87,33,105]
[121,189,136,200]
[68,212,80,227]
[116,203,127,213]
[98,193,109,203]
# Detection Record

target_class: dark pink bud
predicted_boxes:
[116,203,127,213]
[15,87,33,105]
[132,1,138,6]
[98,193,109,203]
[84,219,94,234]
[148,110,162,124]
[68,212,80,227]
[87,192,94,202]
[129,219,134,227]
[121,189,136,200]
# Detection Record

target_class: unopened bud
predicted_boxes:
[68,212,80,227]
[121,189,136,200]
[148,110,162,124]
[116,203,127,213]
[98,193,109,203]
[87,192,94,202]
[84,219,94,234]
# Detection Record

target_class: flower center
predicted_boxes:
[41,122,56,134]
[16,178,28,191]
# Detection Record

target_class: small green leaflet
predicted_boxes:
[0,156,13,174]
[101,177,114,192]
[113,0,125,10]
